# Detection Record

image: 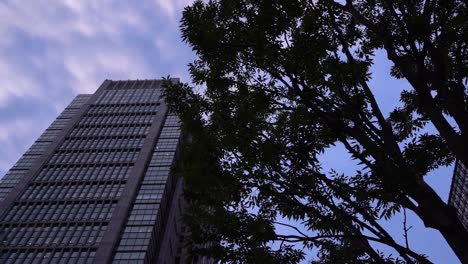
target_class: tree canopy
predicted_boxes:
[163,0,467,262]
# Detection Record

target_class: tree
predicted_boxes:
[163,0,467,262]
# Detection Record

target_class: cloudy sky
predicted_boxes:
[0,0,195,173]
[0,1,459,263]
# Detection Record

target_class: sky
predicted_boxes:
[0,0,195,175]
[0,1,459,263]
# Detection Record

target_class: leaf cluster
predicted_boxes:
[161,0,468,262]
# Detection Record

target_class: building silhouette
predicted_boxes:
[0,79,191,263]
[449,161,468,229]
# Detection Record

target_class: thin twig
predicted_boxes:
[403,208,413,249]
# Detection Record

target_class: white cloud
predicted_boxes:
[0,118,34,142]
[0,1,157,107]
[0,60,40,106]
[154,0,194,20]
[63,46,153,94]
[0,1,148,45]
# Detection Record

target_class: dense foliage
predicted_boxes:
[163,0,467,262]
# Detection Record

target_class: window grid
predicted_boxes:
[159,126,181,139]
[0,249,96,264]
[48,118,72,130]
[154,138,180,152]
[3,201,117,223]
[12,155,41,170]
[0,223,107,247]
[95,85,161,105]
[449,161,468,229]
[0,87,171,263]
[113,113,181,263]
[60,136,146,150]
[37,129,62,142]
[78,114,156,126]
[70,125,151,137]
[25,141,52,155]
[0,170,27,186]
[48,149,140,165]
[35,165,133,182]
[88,103,159,115]
[20,182,125,201]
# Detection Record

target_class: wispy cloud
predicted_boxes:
[0,1,148,44]
[63,46,153,94]
[154,0,194,21]
[0,1,155,106]
[0,60,40,106]
[0,0,194,174]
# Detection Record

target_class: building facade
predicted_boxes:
[449,160,468,229]
[0,79,189,263]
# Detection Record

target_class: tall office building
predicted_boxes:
[449,161,468,229]
[0,79,190,263]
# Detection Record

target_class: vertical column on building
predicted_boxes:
[449,161,468,229]
[111,112,183,264]
[94,80,168,263]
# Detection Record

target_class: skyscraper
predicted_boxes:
[449,161,468,229]
[0,79,188,263]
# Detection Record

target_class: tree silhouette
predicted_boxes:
[164,0,467,262]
